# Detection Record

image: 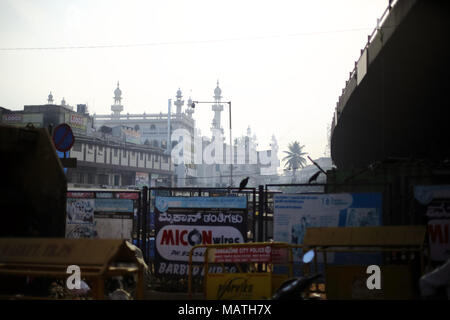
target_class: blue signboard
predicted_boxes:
[155,196,247,213]
[56,150,68,174]
[95,199,134,212]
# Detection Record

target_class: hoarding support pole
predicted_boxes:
[258,185,264,243]
[137,191,142,251]
[142,186,149,262]
[252,188,256,242]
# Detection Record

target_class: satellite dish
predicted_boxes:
[302,249,315,264]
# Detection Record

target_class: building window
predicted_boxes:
[77,173,84,184]
[114,148,118,157]
[132,151,135,157]
[150,124,156,130]
[123,150,127,158]
[98,174,109,185]
[163,156,168,163]
[155,155,159,162]
[114,175,120,186]
[88,144,93,150]
[140,153,143,160]
[98,146,103,152]
[72,143,82,152]
[88,174,95,184]
[122,175,133,186]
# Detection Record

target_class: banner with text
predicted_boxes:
[66,190,139,241]
[414,185,450,262]
[274,193,382,265]
[154,196,248,278]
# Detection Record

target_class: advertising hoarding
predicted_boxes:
[207,245,289,264]
[122,127,141,144]
[273,193,382,264]
[66,190,139,241]
[154,196,248,278]
[65,113,87,132]
[2,113,23,123]
[206,273,272,300]
[1,113,43,128]
[135,172,149,188]
[414,185,450,262]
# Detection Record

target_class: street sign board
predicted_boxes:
[52,123,75,152]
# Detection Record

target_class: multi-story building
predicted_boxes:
[0,92,174,188]
[192,83,281,188]
[93,83,197,186]
[68,131,173,188]
[93,82,281,188]
[2,82,281,189]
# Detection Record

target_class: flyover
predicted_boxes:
[331,0,450,170]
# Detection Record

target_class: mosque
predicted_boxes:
[93,81,280,187]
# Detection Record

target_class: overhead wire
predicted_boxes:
[0,27,374,51]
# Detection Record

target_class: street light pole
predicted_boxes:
[191,100,233,187]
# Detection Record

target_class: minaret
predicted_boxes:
[61,97,66,106]
[186,96,194,118]
[212,81,224,134]
[47,92,54,104]
[174,88,184,115]
[111,81,123,117]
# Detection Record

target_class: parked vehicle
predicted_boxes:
[272,249,323,300]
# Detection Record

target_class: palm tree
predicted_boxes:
[283,141,308,182]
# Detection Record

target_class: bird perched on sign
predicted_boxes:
[238,177,250,192]
[308,171,321,184]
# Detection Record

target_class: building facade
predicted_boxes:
[0,92,174,188]
[93,84,197,186]
[68,132,173,188]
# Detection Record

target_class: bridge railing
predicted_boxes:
[331,0,399,135]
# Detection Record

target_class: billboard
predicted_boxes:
[273,193,382,264]
[414,185,450,262]
[135,172,149,188]
[122,127,141,144]
[206,273,272,300]
[65,113,87,132]
[1,113,43,128]
[66,190,139,241]
[66,198,96,238]
[2,113,23,124]
[154,196,248,278]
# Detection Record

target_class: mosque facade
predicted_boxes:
[93,81,280,188]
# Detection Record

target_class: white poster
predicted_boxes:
[94,217,133,240]
[274,193,382,263]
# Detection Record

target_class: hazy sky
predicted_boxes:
[0,0,388,161]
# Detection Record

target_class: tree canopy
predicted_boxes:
[283,141,307,172]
